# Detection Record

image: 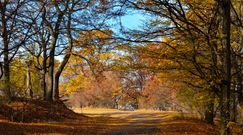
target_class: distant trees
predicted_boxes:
[62,57,122,108]
[1,57,42,98]
[138,75,176,110]
[60,28,123,107]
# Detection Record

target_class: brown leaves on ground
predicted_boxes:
[0,98,86,122]
[0,99,222,134]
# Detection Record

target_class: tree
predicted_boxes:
[26,60,33,98]
[2,57,42,98]
[61,28,123,107]
[0,62,3,79]
[219,0,231,134]
[24,0,124,101]
[0,0,33,100]
[123,0,241,132]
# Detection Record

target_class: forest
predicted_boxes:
[0,0,242,135]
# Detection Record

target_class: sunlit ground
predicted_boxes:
[73,107,123,114]
[0,106,219,135]
[71,107,218,135]
[73,107,196,119]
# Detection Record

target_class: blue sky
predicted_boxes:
[121,13,145,29]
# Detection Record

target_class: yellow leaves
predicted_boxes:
[65,74,93,95]
[96,29,113,38]
[182,0,215,8]
[8,57,42,96]
[231,41,240,48]
[217,34,227,39]
[162,36,170,43]
[227,121,236,129]
[77,29,112,44]
[99,52,114,61]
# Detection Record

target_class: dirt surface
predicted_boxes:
[77,109,219,135]
[0,100,220,135]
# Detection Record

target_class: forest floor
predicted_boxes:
[73,108,219,135]
[0,99,224,135]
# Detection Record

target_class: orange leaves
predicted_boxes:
[145,0,153,7]
[76,29,112,44]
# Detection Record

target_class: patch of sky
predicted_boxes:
[121,13,145,29]
[109,9,149,34]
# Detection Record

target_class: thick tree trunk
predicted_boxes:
[42,41,47,100]
[3,49,11,99]
[204,93,215,124]
[2,5,11,99]
[46,72,53,101]
[40,0,47,100]
[204,111,214,124]
[219,0,231,134]
[54,76,60,100]
[54,53,71,100]
[42,70,47,100]
[54,10,73,100]
[46,42,55,101]
[45,5,67,101]
[46,36,57,101]
[46,33,59,101]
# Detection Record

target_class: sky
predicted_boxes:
[120,13,145,29]
[56,13,146,61]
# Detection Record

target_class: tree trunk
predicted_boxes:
[46,33,60,101]
[54,53,71,100]
[42,40,47,100]
[54,75,60,100]
[3,50,11,99]
[26,62,33,98]
[42,70,47,100]
[2,4,11,99]
[219,0,231,134]
[54,10,73,100]
[46,42,55,101]
[204,94,215,124]
[0,63,3,79]
[41,0,47,100]
[44,3,67,101]
[46,72,53,101]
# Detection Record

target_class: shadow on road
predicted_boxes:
[82,111,218,135]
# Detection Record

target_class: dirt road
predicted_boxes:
[0,108,218,135]
[77,108,218,135]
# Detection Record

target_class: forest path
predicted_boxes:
[82,110,165,135]
[74,108,217,135]
[0,107,218,135]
